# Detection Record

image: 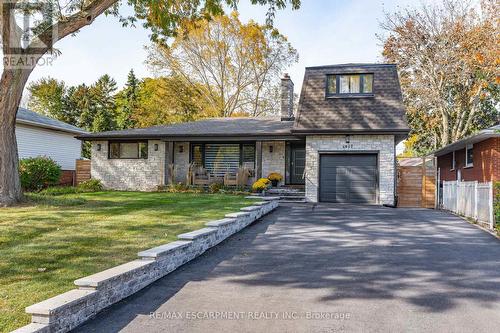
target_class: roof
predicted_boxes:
[293,63,410,134]
[16,107,87,135]
[77,118,295,140]
[433,124,500,157]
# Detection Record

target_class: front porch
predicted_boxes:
[164,140,305,187]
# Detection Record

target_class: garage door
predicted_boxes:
[319,154,378,203]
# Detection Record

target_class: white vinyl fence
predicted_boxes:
[441,181,495,229]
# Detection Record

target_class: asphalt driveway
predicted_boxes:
[75,204,500,333]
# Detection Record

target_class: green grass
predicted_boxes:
[0,191,256,332]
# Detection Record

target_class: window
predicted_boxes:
[242,144,256,170]
[326,74,374,96]
[191,144,204,167]
[465,144,473,167]
[451,151,456,170]
[205,144,240,177]
[190,143,256,176]
[109,141,148,159]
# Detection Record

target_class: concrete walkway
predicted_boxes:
[75,204,500,333]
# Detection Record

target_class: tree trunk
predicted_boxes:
[440,111,450,147]
[0,68,32,206]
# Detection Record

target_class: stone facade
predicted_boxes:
[305,135,395,205]
[91,140,165,191]
[262,141,286,185]
[91,140,292,190]
[173,142,190,183]
[18,200,279,333]
[280,74,294,120]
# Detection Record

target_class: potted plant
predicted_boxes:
[252,178,271,193]
[267,173,283,187]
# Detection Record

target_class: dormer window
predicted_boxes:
[326,74,374,97]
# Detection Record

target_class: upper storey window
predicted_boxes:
[326,74,373,97]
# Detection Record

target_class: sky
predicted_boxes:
[19,0,429,93]
[10,0,434,154]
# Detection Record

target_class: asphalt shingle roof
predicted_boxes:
[77,118,294,139]
[76,64,410,140]
[293,63,410,133]
[16,107,87,134]
[433,124,500,156]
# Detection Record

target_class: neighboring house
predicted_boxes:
[77,64,409,205]
[434,125,500,183]
[16,107,87,185]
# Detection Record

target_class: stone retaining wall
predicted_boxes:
[13,198,279,333]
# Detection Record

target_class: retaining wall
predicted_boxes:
[13,198,279,333]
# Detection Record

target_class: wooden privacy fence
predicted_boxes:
[397,157,436,208]
[441,180,495,229]
[75,159,91,184]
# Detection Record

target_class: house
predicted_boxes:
[16,107,87,185]
[77,63,409,205]
[434,124,500,183]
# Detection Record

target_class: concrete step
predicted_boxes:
[278,195,305,201]
[276,192,305,196]
[266,189,305,196]
[280,199,307,203]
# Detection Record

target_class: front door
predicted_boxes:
[290,145,306,184]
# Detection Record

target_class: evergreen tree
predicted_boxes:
[89,75,118,132]
[116,69,140,129]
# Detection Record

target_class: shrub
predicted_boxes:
[209,182,224,193]
[252,179,270,192]
[77,179,103,192]
[267,172,283,182]
[19,157,61,192]
[167,183,189,193]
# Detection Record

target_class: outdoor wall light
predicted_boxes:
[154,144,159,151]
[269,145,274,153]
[345,135,350,144]
[179,145,184,153]
[97,144,101,151]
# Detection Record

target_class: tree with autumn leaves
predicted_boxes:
[147,12,298,117]
[0,0,300,206]
[380,0,499,155]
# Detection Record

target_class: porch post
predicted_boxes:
[256,141,262,179]
[165,141,174,185]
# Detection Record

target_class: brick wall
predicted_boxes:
[305,135,396,205]
[91,140,165,191]
[438,137,499,182]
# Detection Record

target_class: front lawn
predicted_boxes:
[0,191,256,332]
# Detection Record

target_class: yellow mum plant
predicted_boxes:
[252,179,270,192]
[258,178,271,184]
[267,173,283,182]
